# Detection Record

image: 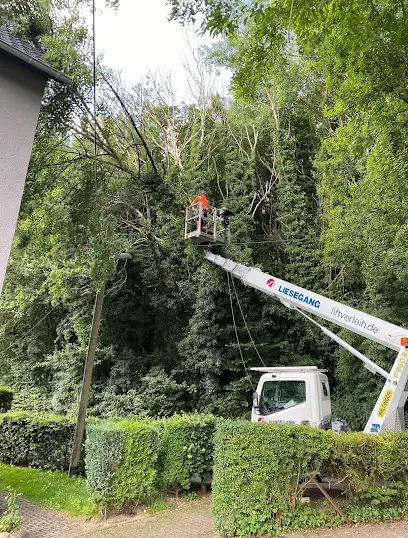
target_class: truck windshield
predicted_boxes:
[260,380,306,415]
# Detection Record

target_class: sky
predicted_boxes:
[94,0,231,102]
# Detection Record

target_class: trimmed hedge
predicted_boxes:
[158,414,215,491]
[0,410,216,504]
[0,387,13,413]
[85,420,159,511]
[0,412,78,471]
[86,414,216,511]
[326,431,403,497]
[213,420,333,537]
[212,420,408,537]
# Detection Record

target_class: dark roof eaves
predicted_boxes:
[0,34,72,86]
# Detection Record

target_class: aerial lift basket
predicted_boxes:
[184,203,231,246]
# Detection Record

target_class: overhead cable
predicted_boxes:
[0,302,60,357]
[227,272,255,390]
[230,276,266,367]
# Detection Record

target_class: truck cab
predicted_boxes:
[251,366,331,429]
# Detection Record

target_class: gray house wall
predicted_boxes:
[0,53,47,294]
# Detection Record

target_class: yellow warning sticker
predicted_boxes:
[394,356,406,379]
[378,389,393,418]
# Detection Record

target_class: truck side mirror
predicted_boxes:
[252,391,259,409]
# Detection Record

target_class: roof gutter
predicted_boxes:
[0,40,72,86]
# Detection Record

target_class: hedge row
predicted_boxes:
[212,420,408,537]
[0,412,79,471]
[85,414,215,511]
[5,409,406,535]
[0,411,215,492]
[157,414,215,491]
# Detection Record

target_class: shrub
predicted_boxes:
[158,414,216,491]
[85,420,159,512]
[0,387,13,412]
[0,412,78,471]
[212,421,408,537]
[212,420,332,537]
[0,489,23,533]
[324,431,403,497]
[84,423,124,510]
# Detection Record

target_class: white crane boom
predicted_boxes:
[205,250,407,351]
[204,249,408,433]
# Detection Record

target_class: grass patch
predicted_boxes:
[144,497,173,515]
[0,463,96,517]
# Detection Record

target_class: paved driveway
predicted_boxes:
[5,491,408,538]
[288,521,408,538]
[0,492,98,538]
[84,499,214,538]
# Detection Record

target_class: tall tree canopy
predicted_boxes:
[0,0,407,429]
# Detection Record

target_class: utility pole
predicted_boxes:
[68,283,105,477]
[68,253,131,477]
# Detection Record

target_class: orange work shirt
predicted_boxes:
[192,194,209,210]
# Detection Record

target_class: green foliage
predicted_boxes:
[168,0,408,426]
[344,476,408,523]
[0,3,332,420]
[0,463,95,517]
[112,369,194,419]
[4,0,408,441]
[85,420,159,512]
[0,489,22,533]
[359,483,408,507]
[0,412,78,471]
[86,415,216,512]
[144,496,174,515]
[212,421,408,536]
[158,414,216,491]
[212,420,332,536]
[111,420,159,510]
[326,432,402,497]
[0,7,332,420]
[0,386,13,413]
[282,503,342,531]
[84,423,124,510]
[346,505,406,524]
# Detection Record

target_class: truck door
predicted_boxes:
[255,378,312,425]
[318,374,332,428]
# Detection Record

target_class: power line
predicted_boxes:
[197,239,285,247]
[230,276,266,367]
[227,272,255,391]
[233,240,284,245]
[0,302,60,357]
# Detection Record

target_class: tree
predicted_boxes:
[169,0,408,425]
[3,0,406,425]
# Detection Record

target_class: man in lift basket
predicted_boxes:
[192,191,209,232]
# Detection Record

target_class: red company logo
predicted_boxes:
[266,278,275,288]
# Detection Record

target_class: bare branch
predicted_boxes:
[101,72,159,177]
